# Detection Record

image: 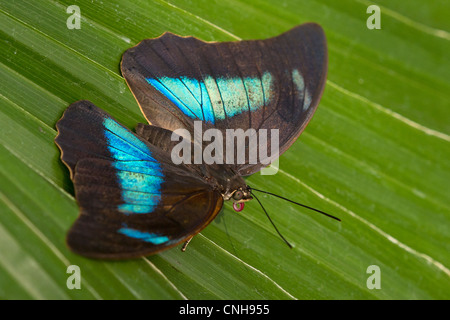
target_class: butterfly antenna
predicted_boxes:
[250,191,293,249]
[250,187,341,222]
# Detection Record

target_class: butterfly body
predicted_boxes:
[135,122,252,202]
[55,23,327,259]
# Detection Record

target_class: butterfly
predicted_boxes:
[55,23,328,259]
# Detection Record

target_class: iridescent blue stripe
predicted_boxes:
[103,118,164,214]
[146,73,273,124]
[118,226,169,245]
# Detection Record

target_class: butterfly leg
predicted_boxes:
[181,236,194,252]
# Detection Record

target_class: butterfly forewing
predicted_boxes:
[121,23,327,175]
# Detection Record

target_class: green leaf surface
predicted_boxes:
[0,0,449,299]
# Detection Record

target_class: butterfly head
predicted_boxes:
[230,187,252,212]
[231,187,252,203]
[220,182,252,201]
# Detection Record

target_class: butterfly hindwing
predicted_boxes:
[56,101,223,259]
[68,158,223,259]
[121,23,327,175]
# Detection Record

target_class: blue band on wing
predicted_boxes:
[103,118,164,214]
[118,226,170,245]
[146,72,273,124]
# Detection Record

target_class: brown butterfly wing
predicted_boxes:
[56,101,223,259]
[121,23,327,175]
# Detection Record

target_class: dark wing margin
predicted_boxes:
[55,101,223,259]
[121,23,327,175]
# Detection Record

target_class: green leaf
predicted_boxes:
[0,0,449,299]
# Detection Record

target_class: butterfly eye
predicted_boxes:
[233,190,243,201]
